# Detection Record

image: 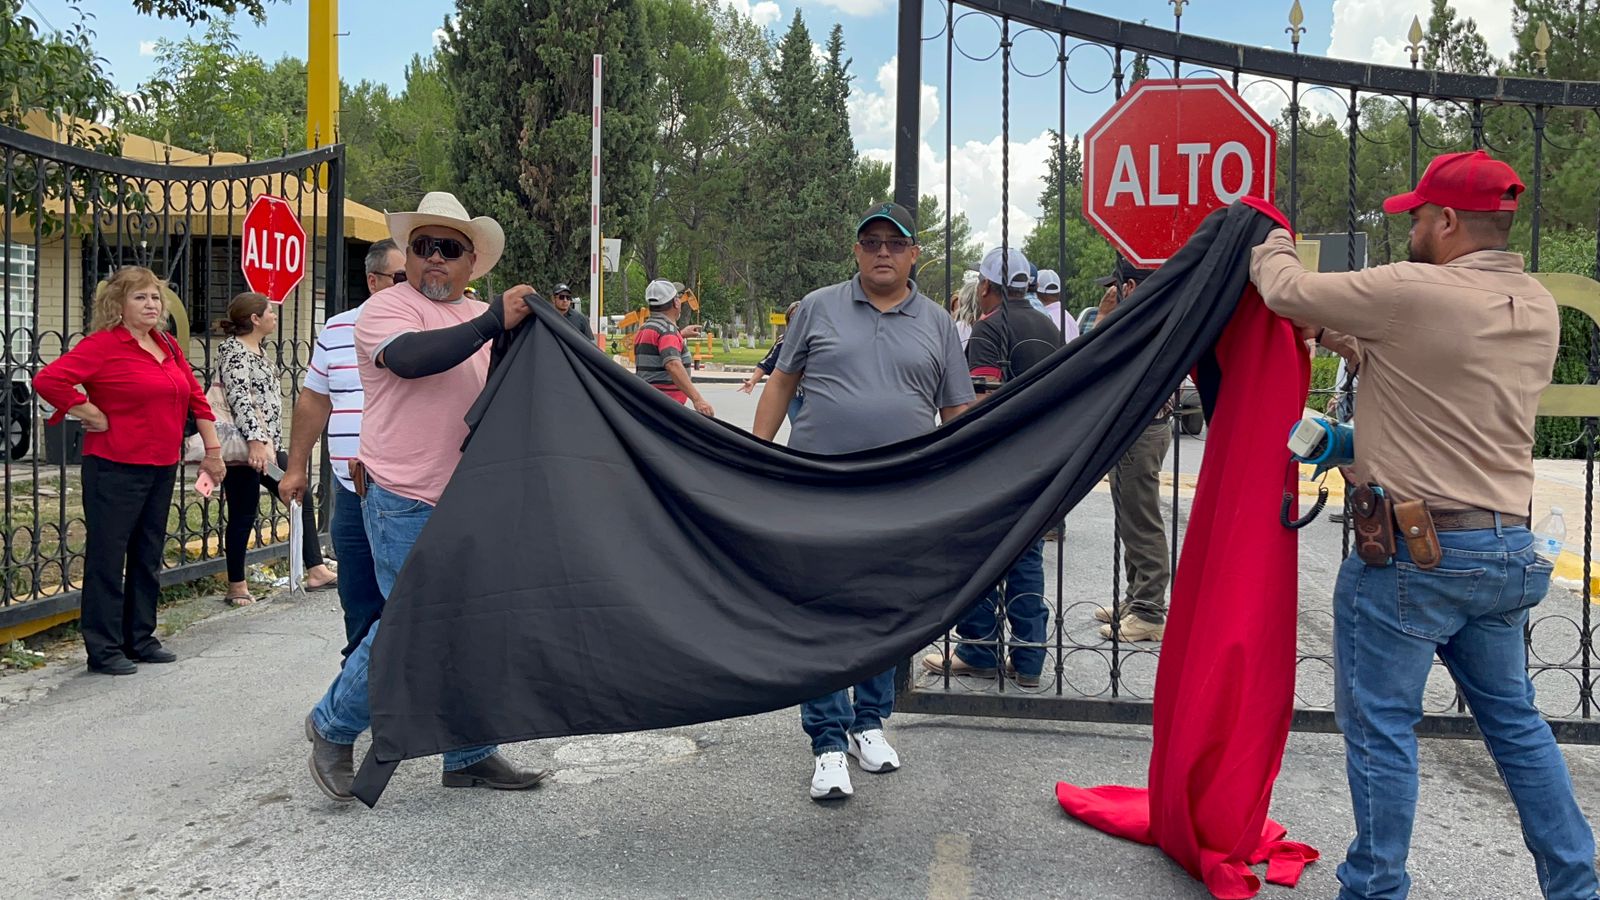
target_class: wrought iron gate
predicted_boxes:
[891,0,1600,742]
[0,122,346,636]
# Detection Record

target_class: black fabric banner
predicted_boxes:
[351,203,1278,806]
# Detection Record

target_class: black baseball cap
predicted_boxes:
[1094,256,1154,287]
[857,202,916,239]
[554,283,573,296]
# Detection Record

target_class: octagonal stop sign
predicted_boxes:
[240,195,307,302]
[1084,78,1276,268]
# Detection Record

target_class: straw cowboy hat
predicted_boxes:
[386,192,505,281]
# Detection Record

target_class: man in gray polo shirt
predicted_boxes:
[754,201,973,802]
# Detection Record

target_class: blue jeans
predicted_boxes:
[1334,523,1598,900]
[311,481,497,772]
[954,538,1048,677]
[332,481,384,660]
[801,668,895,755]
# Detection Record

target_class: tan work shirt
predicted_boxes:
[1250,228,1558,517]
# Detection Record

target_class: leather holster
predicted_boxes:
[1394,499,1442,570]
[349,459,368,499]
[1349,483,1396,567]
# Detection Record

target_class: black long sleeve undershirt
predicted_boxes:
[379,299,508,379]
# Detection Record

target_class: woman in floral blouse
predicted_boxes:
[215,292,336,605]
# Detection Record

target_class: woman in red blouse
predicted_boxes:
[34,267,227,676]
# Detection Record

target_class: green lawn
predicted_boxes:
[715,344,776,367]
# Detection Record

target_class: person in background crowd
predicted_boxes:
[1252,149,1598,900]
[753,201,973,802]
[633,279,713,417]
[35,266,228,675]
[1085,258,1171,643]
[923,246,1062,689]
[277,239,398,658]
[214,292,335,606]
[551,284,596,341]
[305,191,551,802]
[738,300,804,424]
[951,276,981,351]
[1035,268,1079,342]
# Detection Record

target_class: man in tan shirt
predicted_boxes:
[1250,150,1596,900]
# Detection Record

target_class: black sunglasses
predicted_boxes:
[373,270,406,284]
[409,236,471,261]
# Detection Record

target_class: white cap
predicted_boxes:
[978,247,1031,291]
[1036,268,1062,294]
[645,279,681,307]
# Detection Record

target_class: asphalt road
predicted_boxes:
[2,384,1596,899]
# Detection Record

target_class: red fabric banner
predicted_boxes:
[1056,284,1319,898]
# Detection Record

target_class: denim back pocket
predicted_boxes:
[1500,557,1556,624]
[1396,562,1487,641]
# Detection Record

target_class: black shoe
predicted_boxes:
[88,657,138,676]
[132,647,177,664]
[441,753,552,791]
[305,713,356,802]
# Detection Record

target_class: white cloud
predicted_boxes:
[847,56,939,150]
[809,0,892,16]
[138,40,157,56]
[723,0,782,28]
[432,14,455,49]
[1327,0,1516,68]
[852,53,1048,252]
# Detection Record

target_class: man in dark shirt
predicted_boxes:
[550,284,595,341]
[1088,257,1170,643]
[922,247,1063,687]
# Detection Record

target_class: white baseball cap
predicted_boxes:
[978,247,1031,291]
[1036,269,1062,294]
[645,279,682,307]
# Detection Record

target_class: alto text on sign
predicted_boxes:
[240,195,308,302]
[1084,79,1277,267]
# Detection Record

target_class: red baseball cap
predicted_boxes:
[1382,150,1525,215]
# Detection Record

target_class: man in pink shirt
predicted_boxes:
[305,192,550,803]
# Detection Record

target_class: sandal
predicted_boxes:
[305,575,339,591]
[225,590,255,607]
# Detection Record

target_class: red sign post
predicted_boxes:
[1083,78,1277,268]
[240,195,307,302]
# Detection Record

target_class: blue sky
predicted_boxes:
[37,0,1520,247]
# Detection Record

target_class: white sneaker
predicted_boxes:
[847,728,901,773]
[810,751,854,800]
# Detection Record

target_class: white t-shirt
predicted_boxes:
[302,306,365,492]
[1039,302,1080,342]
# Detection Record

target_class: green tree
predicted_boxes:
[0,2,127,149]
[1023,130,1114,309]
[914,194,982,303]
[340,54,457,211]
[747,12,854,312]
[125,21,301,156]
[131,0,280,23]
[1422,0,1497,74]
[443,0,655,287]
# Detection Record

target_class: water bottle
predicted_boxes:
[1533,507,1567,559]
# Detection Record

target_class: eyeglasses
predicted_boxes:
[858,237,916,254]
[409,236,472,261]
[372,270,406,284]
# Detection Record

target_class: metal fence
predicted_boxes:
[0,123,345,635]
[892,0,1600,742]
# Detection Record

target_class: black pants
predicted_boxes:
[80,456,175,667]
[222,449,324,583]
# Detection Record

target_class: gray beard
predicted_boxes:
[419,280,454,302]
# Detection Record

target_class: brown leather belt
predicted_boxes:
[1429,509,1528,531]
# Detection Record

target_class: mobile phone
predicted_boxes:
[195,471,216,498]
[264,459,285,481]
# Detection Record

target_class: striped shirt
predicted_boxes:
[632,313,688,401]
[302,306,364,492]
